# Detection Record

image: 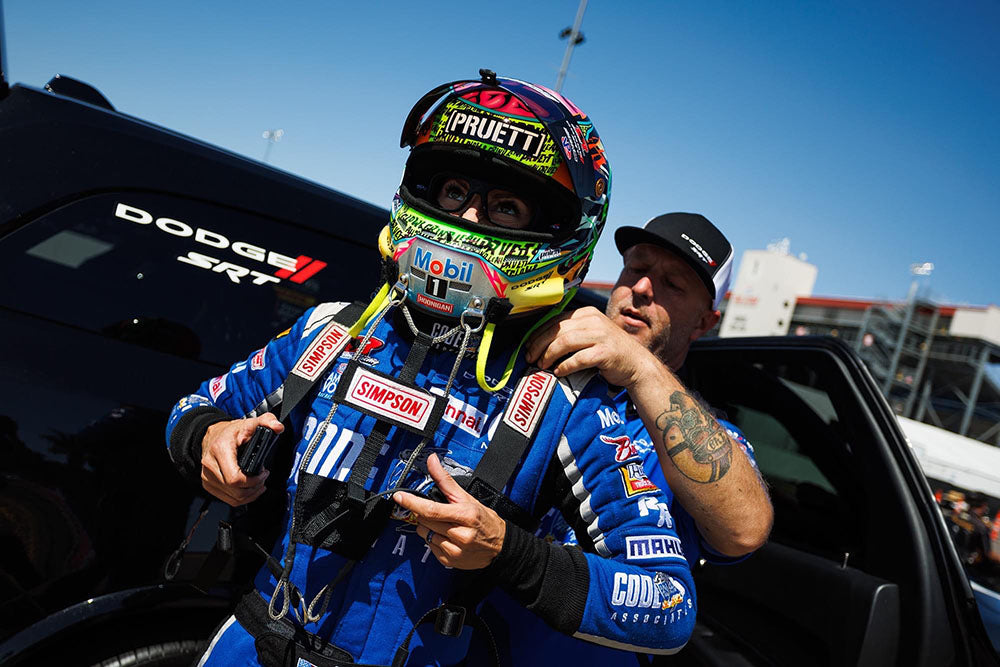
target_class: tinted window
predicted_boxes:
[0,192,380,364]
[0,191,380,633]
[686,351,865,563]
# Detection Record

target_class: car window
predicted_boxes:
[686,351,866,563]
[0,192,378,364]
[729,401,837,497]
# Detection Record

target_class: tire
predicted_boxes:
[90,640,206,667]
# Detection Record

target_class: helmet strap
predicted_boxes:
[349,281,395,338]
[474,287,578,392]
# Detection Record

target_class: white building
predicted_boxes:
[719,239,818,337]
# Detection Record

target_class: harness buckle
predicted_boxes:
[434,604,467,637]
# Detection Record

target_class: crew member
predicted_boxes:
[528,213,773,558]
[488,213,772,665]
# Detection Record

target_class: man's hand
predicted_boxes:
[200,413,283,506]
[393,454,506,570]
[525,306,657,388]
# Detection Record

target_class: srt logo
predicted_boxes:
[115,202,326,285]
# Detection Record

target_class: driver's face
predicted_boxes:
[432,175,535,229]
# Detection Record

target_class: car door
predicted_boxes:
[670,336,999,667]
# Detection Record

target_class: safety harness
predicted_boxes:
[173,281,562,666]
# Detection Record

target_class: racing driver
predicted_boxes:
[165,70,697,666]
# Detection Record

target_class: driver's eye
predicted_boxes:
[488,191,532,228]
[437,178,470,209]
[492,198,522,217]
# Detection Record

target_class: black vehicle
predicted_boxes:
[675,337,1000,666]
[1,41,998,667]
[0,59,387,666]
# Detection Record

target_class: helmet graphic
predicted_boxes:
[382,69,611,320]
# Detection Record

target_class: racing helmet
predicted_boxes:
[381,69,611,320]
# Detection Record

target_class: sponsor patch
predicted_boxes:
[443,107,547,160]
[633,437,653,456]
[209,374,227,401]
[503,371,556,438]
[346,335,386,357]
[343,367,435,431]
[600,434,638,462]
[619,462,659,497]
[637,497,673,528]
[625,535,686,561]
[178,394,212,412]
[292,322,352,381]
[611,572,687,610]
[596,406,623,429]
[416,293,455,314]
[437,392,488,437]
[318,371,341,400]
[250,347,267,370]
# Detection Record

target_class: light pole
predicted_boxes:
[262,128,284,164]
[555,0,587,93]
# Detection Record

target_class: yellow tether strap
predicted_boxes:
[475,287,578,393]
[348,282,393,338]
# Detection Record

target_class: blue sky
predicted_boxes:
[4,1,998,305]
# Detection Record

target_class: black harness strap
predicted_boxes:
[467,368,558,496]
[278,301,368,422]
[185,302,368,590]
[234,591,500,667]
[294,326,446,556]
[336,329,442,502]
[345,331,432,503]
[239,302,368,475]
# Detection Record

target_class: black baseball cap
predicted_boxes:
[614,212,734,309]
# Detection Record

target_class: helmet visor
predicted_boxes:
[404,151,578,238]
[428,172,537,230]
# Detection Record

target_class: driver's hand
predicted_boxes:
[200,413,283,506]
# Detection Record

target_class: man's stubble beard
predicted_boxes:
[605,299,673,365]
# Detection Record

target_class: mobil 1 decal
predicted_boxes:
[409,243,475,315]
[392,209,551,280]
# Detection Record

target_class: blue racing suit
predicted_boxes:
[165,303,697,665]
[487,388,760,666]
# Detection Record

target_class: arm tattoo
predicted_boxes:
[654,391,733,484]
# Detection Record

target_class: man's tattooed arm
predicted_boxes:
[654,390,733,483]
